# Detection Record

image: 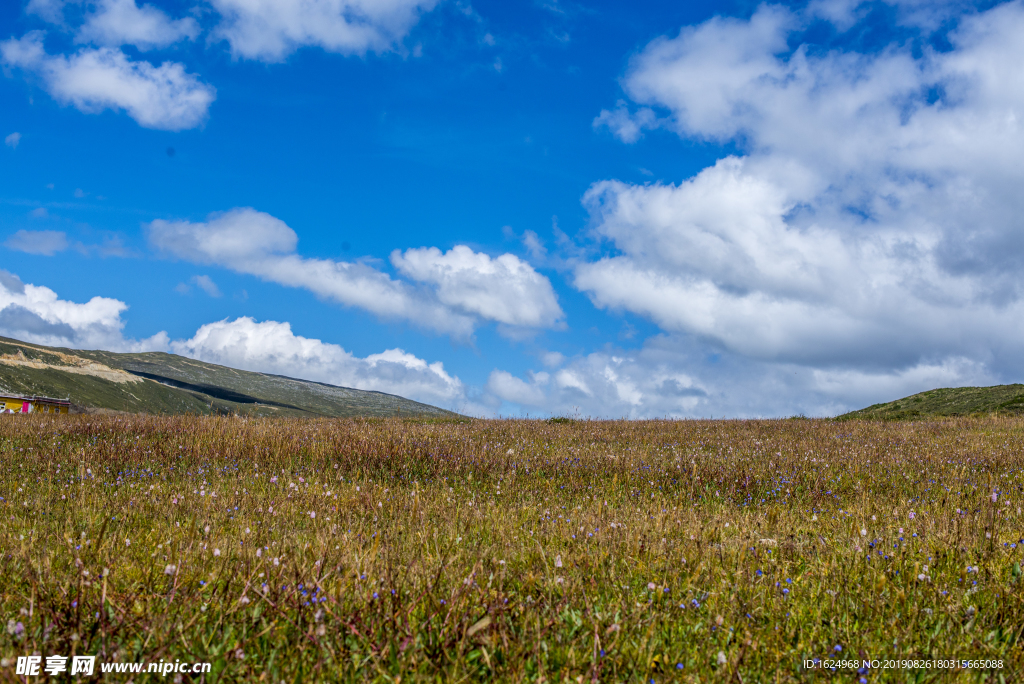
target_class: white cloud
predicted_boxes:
[148,207,297,263]
[521,230,546,259]
[541,351,564,367]
[191,275,222,297]
[209,0,440,62]
[5,229,68,255]
[486,340,710,418]
[0,269,168,351]
[578,1,1024,387]
[806,0,867,31]
[171,317,465,408]
[486,370,548,406]
[4,132,20,149]
[391,245,564,329]
[0,32,215,130]
[76,0,200,50]
[592,99,658,143]
[26,0,66,24]
[617,5,796,142]
[148,207,563,336]
[0,271,467,410]
[147,207,475,335]
[486,334,999,419]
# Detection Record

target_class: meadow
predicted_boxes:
[0,414,1021,682]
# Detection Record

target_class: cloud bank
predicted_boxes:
[0,269,168,351]
[172,317,464,408]
[485,336,997,419]
[0,271,467,409]
[581,1,1024,396]
[148,207,562,337]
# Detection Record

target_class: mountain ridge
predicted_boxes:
[0,336,459,419]
[838,384,1024,420]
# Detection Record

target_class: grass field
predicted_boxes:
[0,415,1021,682]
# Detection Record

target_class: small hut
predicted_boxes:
[0,394,71,415]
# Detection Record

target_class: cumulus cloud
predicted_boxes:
[578,1,1024,387]
[0,32,215,130]
[391,245,563,329]
[0,271,467,409]
[5,229,68,255]
[486,335,999,419]
[0,269,168,351]
[487,340,708,418]
[10,0,439,130]
[148,207,561,336]
[209,0,440,62]
[4,132,21,149]
[148,208,474,335]
[171,317,464,408]
[76,0,200,50]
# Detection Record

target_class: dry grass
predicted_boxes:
[0,414,1022,682]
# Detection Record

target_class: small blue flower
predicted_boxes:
[834,645,842,652]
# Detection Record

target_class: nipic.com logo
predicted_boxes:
[12,655,212,677]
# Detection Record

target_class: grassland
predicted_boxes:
[839,385,1024,420]
[0,415,1021,682]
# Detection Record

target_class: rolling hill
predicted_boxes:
[838,384,1024,420]
[0,336,459,418]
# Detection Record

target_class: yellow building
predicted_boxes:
[0,394,71,415]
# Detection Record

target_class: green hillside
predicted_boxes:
[0,336,458,418]
[838,384,1024,420]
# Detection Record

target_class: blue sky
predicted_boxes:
[3,0,1024,417]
